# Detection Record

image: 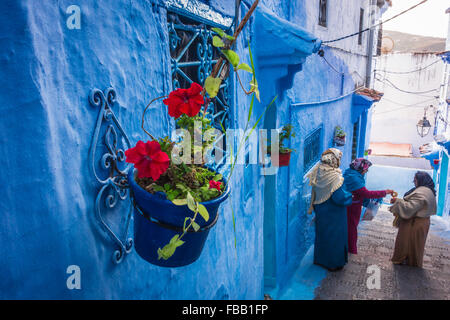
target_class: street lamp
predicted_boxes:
[416,108,432,138]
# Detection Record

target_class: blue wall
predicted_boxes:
[0,0,265,299]
[259,40,363,292]
[0,0,373,299]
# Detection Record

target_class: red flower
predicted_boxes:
[125,140,170,180]
[163,82,204,118]
[209,180,222,191]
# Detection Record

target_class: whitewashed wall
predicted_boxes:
[371,52,445,156]
[296,0,387,87]
[446,8,450,51]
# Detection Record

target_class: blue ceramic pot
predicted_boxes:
[128,168,230,267]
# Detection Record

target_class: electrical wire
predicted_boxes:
[318,50,344,75]
[379,78,439,95]
[372,98,440,116]
[372,105,427,116]
[322,43,369,57]
[374,74,440,96]
[374,59,442,75]
[381,96,438,107]
[322,0,428,44]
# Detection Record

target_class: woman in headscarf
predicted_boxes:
[343,158,394,254]
[389,171,436,267]
[306,148,353,271]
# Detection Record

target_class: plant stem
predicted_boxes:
[178,208,199,241]
[142,95,168,140]
[200,0,260,121]
[235,70,252,95]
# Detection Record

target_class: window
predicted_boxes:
[167,13,231,131]
[358,8,364,45]
[318,0,328,27]
[304,127,322,173]
[167,11,232,170]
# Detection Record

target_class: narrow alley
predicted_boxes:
[314,207,450,300]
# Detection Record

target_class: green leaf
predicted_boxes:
[211,27,225,37]
[169,234,179,244]
[157,246,173,260]
[212,36,225,48]
[224,34,235,41]
[164,183,171,191]
[247,92,255,122]
[174,239,185,247]
[245,95,277,144]
[158,243,176,260]
[172,198,187,206]
[157,237,185,260]
[204,76,222,99]
[176,183,191,194]
[237,63,252,73]
[213,174,223,181]
[167,193,175,201]
[191,220,200,232]
[167,190,180,201]
[250,78,260,102]
[197,204,209,222]
[186,192,197,213]
[153,185,165,192]
[247,41,260,101]
[222,49,239,68]
[212,27,234,41]
[248,40,256,73]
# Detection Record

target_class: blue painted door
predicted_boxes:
[437,152,448,216]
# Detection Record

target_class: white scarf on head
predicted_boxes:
[306,148,344,214]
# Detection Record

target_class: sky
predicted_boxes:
[381,0,449,39]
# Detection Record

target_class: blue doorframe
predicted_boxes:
[437,151,449,216]
[358,110,368,158]
[352,117,361,160]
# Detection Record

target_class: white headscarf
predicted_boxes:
[306,148,344,214]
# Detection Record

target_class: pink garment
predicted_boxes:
[347,187,387,254]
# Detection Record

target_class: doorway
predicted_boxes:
[437,152,449,216]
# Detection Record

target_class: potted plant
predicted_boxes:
[127,103,232,267]
[268,124,296,167]
[125,1,268,267]
[334,126,346,146]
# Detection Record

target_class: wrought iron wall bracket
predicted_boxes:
[89,87,133,264]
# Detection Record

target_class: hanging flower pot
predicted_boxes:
[128,169,230,267]
[122,3,270,267]
[334,136,346,146]
[334,126,346,146]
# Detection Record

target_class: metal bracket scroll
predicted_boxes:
[89,87,133,264]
